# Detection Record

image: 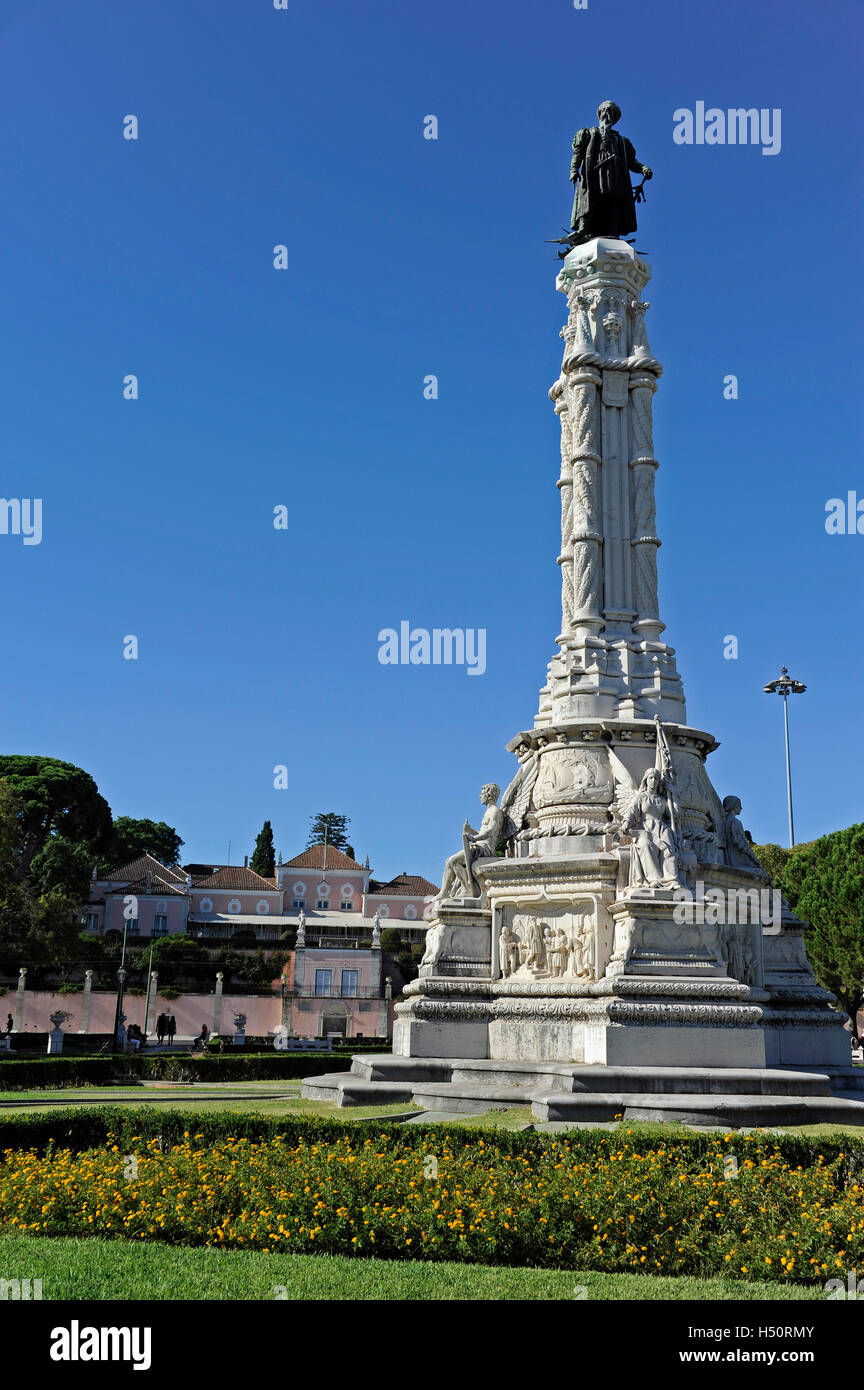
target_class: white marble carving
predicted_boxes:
[722,796,766,873]
[438,783,503,901]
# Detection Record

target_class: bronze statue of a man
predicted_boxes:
[569,101,652,245]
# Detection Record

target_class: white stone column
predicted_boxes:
[568,370,603,635]
[598,294,635,627]
[79,969,94,1033]
[213,972,224,1035]
[13,969,26,1032]
[542,237,686,724]
[629,370,663,639]
[144,972,158,1036]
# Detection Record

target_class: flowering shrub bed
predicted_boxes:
[1,1122,862,1283]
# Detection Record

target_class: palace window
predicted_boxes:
[314,970,332,997]
[341,970,358,998]
[152,916,168,938]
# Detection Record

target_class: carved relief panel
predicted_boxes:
[497,899,612,983]
[533,747,612,808]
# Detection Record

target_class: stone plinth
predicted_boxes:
[417,902,491,981]
[608,893,728,978]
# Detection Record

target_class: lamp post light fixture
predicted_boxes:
[763,666,807,848]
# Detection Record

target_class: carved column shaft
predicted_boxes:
[566,368,602,630]
[556,398,575,638]
[545,240,685,722]
[629,372,662,635]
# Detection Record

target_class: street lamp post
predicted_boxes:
[111,912,131,1053]
[111,965,127,1053]
[763,666,807,848]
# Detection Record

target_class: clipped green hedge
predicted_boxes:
[0,1106,861,1176]
[0,1052,351,1090]
[7,1034,115,1056]
[0,1107,376,1154]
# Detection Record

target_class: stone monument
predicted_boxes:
[304,114,864,1124]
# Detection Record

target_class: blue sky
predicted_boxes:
[0,0,860,881]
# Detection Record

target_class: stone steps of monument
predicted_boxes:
[349,1055,460,1084]
[779,1065,864,1094]
[410,1082,538,1114]
[300,1073,417,1107]
[564,1065,833,1097]
[348,1056,836,1098]
[304,1058,864,1123]
[532,1091,864,1128]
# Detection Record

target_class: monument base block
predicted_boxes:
[393,971,852,1069]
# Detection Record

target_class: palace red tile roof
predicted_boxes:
[368,873,439,896]
[282,846,367,871]
[101,853,187,886]
[114,877,187,896]
[191,866,278,891]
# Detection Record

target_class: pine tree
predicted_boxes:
[250,820,276,878]
[306,812,351,854]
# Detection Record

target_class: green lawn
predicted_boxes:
[0,1083,423,1121]
[0,1234,823,1300]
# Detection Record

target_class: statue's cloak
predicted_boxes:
[570,126,643,236]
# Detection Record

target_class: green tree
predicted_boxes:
[782,824,864,1040]
[28,889,84,964]
[0,880,30,948]
[148,933,206,966]
[249,820,276,878]
[29,836,95,902]
[104,817,184,870]
[379,927,403,953]
[146,933,207,985]
[0,780,20,883]
[306,812,352,857]
[750,842,793,886]
[0,778,95,961]
[0,756,112,881]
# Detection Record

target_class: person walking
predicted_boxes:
[156,1012,167,1046]
[5,1014,12,1035]
[166,1013,176,1045]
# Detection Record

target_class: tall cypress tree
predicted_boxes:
[250,820,276,878]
